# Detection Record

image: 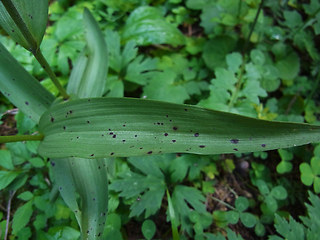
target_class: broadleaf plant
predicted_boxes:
[0,1,320,239]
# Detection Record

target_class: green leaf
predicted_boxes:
[300,163,314,186]
[12,200,33,234]
[0,171,19,190]
[0,0,48,51]
[276,161,293,174]
[202,36,236,71]
[273,214,305,240]
[166,190,180,240]
[122,6,185,46]
[311,157,320,175]
[0,42,54,122]
[276,52,300,81]
[17,191,33,201]
[226,211,240,224]
[38,98,320,159]
[235,197,249,212]
[270,186,288,200]
[67,8,108,98]
[172,185,206,232]
[240,212,257,228]
[141,220,156,240]
[0,150,14,170]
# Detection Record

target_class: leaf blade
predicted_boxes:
[38,97,320,158]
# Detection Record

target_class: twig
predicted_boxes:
[5,190,16,240]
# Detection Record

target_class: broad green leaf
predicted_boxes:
[226,211,239,224]
[0,0,48,52]
[122,6,185,46]
[12,200,33,234]
[67,8,108,98]
[276,52,300,81]
[38,98,320,159]
[270,186,288,200]
[300,163,314,186]
[235,197,249,212]
[0,42,55,122]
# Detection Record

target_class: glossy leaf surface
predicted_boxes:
[0,0,48,51]
[38,98,320,158]
[0,42,54,122]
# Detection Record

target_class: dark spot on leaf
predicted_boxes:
[90,154,94,157]
[194,133,199,137]
[63,126,66,130]
[233,148,238,151]
[134,135,138,137]
[166,115,169,118]
[50,161,55,167]
[164,133,168,136]
[110,152,114,156]
[11,29,14,32]
[113,135,116,138]
[147,151,153,154]
[172,140,176,143]
[122,140,126,142]
[25,101,29,105]
[123,124,126,127]
[93,198,96,201]
[184,108,188,111]
[109,132,113,135]
[176,153,182,157]
[261,144,266,147]
[102,134,104,136]
[199,145,205,148]
[230,139,239,144]
[76,136,80,139]
[140,147,143,149]
[87,120,90,124]
[51,117,54,122]
[173,126,178,131]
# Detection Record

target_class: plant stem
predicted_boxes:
[4,190,16,240]
[211,196,236,210]
[33,50,69,99]
[0,134,44,143]
[1,0,37,52]
[243,0,264,54]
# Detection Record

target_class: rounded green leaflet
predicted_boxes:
[235,197,249,212]
[300,163,314,186]
[141,219,156,240]
[239,212,257,228]
[226,211,239,224]
[38,97,320,159]
[270,186,287,200]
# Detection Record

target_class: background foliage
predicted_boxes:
[0,0,320,239]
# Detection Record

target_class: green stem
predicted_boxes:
[33,50,69,99]
[0,134,44,144]
[1,0,38,53]
[242,0,264,54]
[211,196,236,210]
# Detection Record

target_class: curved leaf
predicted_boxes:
[0,42,55,122]
[38,98,320,158]
[67,8,108,98]
[0,0,48,51]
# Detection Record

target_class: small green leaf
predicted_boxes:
[276,161,293,174]
[0,171,19,190]
[235,197,249,212]
[240,212,257,228]
[28,157,45,168]
[12,200,33,234]
[276,52,300,81]
[122,6,185,46]
[0,150,14,170]
[141,220,156,240]
[300,163,314,186]
[202,36,236,71]
[311,157,320,175]
[226,211,240,224]
[271,186,288,200]
[17,191,33,201]
[265,195,278,212]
